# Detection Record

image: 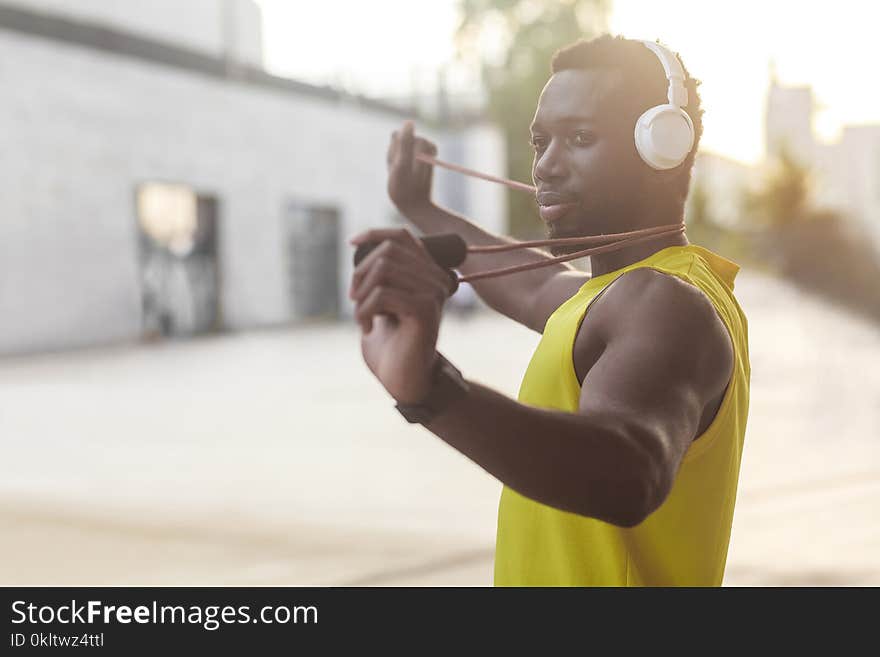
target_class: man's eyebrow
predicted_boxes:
[530,116,600,132]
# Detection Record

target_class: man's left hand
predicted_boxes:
[348,228,455,404]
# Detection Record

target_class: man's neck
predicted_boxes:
[589,227,689,278]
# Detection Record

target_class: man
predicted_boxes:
[348,35,750,586]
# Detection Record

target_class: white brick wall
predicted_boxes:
[3,0,264,66]
[0,29,507,354]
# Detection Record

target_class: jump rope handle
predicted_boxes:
[353,233,467,295]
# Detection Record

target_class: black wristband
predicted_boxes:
[395,352,470,425]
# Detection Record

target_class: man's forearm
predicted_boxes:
[404,202,575,324]
[421,377,660,528]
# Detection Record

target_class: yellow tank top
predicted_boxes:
[494,244,750,586]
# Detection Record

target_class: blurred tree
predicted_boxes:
[455,0,610,238]
[743,148,812,228]
[684,181,748,263]
[740,147,880,322]
[778,211,880,322]
[684,181,716,246]
[686,181,711,229]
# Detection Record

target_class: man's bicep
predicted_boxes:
[575,272,734,470]
[577,334,706,470]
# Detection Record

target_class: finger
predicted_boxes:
[397,120,415,171]
[352,259,444,306]
[414,136,437,157]
[350,226,413,246]
[386,130,399,168]
[351,255,450,304]
[349,227,427,257]
[355,285,436,328]
[412,137,437,190]
[350,238,443,297]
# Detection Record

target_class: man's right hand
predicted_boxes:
[387,121,437,215]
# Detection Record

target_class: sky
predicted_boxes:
[255,0,878,165]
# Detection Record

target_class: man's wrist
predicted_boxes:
[394,352,470,425]
[394,352,441,406]
[399,199,437,223]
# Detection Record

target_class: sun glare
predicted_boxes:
[256,0,879,165]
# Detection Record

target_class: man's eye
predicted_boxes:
[530,138,547,151]
[572,131,595,146]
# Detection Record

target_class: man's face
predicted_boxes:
[530,69,648,255]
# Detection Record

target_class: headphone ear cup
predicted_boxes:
[634,105,695,170]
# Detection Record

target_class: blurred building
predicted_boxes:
[765,79,816,166]
[688,152,756,229]
[0,0,507,355]
[765,76,880,247]
[688,75,880,249]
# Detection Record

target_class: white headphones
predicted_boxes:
[634,40,695,170]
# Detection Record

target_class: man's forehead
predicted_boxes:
[531,69,624,129]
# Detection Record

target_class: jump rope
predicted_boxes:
[353,39,694,291]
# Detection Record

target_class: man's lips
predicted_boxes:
[536,191,579,222]
[538,202,579,223]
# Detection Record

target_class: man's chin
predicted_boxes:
[545,224,588,257]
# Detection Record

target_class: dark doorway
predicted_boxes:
[136,183,222,339]
[286,203,340,321]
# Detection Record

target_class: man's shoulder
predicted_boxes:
[586,266,733,382]
[593,265,714,331]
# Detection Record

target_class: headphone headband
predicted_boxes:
[640,40,689,108]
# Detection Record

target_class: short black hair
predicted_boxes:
[550,34,704,204]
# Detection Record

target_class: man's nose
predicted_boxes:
[533,140,568,183]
